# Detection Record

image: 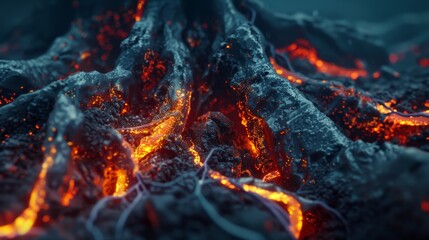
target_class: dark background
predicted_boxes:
[0,0,428,54]
[264,0,429,22]
[1,0,429,37]
[1,0,429,28]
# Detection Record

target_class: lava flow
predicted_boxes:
[276,39,367,80]
[0,146,55,238]
[1,0,429,239]
[270,49,429,146]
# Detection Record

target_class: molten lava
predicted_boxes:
[276,39,367,80]
[270,55,429,145]
[269,57,304,85]
[134,0,146,22]
[376,101,429,127]
[1,0,429,239]
[0,146,56,238]
[190,145,303,239]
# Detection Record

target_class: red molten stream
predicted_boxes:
[271,39,429,145]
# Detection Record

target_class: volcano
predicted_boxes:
[1,0,429,239]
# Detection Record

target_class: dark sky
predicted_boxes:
[1,0,429,28]
[1,0,429,45]
[264,0,429,22]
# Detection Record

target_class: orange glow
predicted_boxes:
[277,39,367,80]
[120,90,191,172]
[135,0,146,22]
[87,86,130,114]
[133,116,176,159]
[328,85,429,144]
[372,71,380,79]
[60,179,76,206]
[80,51,91,60]
[269,58,303,85]
[262,170,281,182]
[0,146,56,238]
[103,167,129,197]
[237,101,274,172]
[99,140,134,197]
[376,100,397,115]
[189,144,203,167]
[209,171,238,190]
[190,148,302,239]
[239,111,259,156]
[88,95,104,107]
[0,93,16,106]
[42,215,50,223]
[383,113,429,127]
[141,50,167,90]
[113,169,129,197]
[133,92,188,162]
[241,184,302,239]
[210,171,302,239]
[376,102,429,127]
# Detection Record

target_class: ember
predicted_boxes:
[1,0,429,239]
